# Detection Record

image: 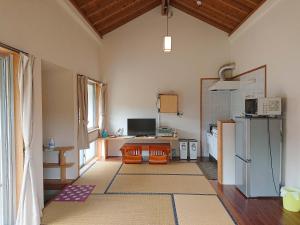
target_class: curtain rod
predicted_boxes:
[0,42,28,55]
[78,74,106,86]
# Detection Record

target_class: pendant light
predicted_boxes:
[163,1,171,53]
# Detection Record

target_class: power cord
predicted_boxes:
[267,118,279,195]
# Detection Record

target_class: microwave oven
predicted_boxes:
[245,97,282,116]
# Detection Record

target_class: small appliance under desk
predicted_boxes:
[97,136,179,159]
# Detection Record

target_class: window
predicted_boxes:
[87,82,97,130]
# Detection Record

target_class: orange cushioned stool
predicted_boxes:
[149,144,170,164]
[121,144,143,164]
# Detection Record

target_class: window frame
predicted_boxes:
[87,80,98,131]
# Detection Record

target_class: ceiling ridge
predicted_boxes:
[68,0,267,37]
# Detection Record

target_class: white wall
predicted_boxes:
[230,67,266,118]
[0,0,102,207]
[229,0,300,187]
[100,7,230,155]
[42,61,78,180]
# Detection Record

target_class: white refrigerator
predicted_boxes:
[235,117,282,197]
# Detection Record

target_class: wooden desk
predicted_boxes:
[97,136,178,159]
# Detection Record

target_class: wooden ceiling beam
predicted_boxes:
[89,0,140,24]
[229,0,266,35]
[172,0,235,32]
[87,0,127,19]
[75,0,95,8]
[171,1,233,33]
[70,0,266,37]
[79,0,112,12]
[99,0,160,35]
[219,0,252,14]
[199,2,241,24]
[69,0,103,38]
[239,0,261,9]
[206,0,248,19]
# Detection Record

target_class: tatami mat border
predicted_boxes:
[171,194,179,225]
[104,192,217,196]
[118,173,204,176]
[104,163,123,194]
[216,195,238,225]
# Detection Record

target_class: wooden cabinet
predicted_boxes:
[217,120,236,185]
[159,94,178,113]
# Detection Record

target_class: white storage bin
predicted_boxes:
[189,140,198,160]
[179,139,188,160]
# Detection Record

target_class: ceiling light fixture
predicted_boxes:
[196,0,202,6]
[163,0,172,53]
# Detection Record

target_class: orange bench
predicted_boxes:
[120,144,143,164]
[120,143,171,164]
[149,144,170,164]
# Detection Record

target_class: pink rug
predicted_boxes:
[54,185,95,202]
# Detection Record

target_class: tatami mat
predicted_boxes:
[42,195,175,225]
[74,161,121,193]
[119,162,203,175]
[174,195,235,225]
[107,175,216,194]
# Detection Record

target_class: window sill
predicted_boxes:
[88,127,99,133]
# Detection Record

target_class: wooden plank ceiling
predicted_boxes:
[69,0,266,37]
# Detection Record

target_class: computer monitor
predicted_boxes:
[127,118,156,136]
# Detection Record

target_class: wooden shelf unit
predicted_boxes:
[44,179,74,190]
[43,162,74,168]
[43,146,74,188]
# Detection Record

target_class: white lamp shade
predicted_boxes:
[163,36,172,52]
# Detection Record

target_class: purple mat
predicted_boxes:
[54,185,95,202]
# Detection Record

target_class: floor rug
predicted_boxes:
[107,175,216,194]
[54,185,95,202]
[42,195,175,225]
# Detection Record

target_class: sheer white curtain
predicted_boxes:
[16,53,41,225]
[98,84,106,131]
[77,75,89,149]
[0,55,16,225]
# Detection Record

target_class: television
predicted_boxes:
[127,118,156,136]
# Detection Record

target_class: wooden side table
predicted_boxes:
[43,146,74,190]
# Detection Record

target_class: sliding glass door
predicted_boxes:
[0,55,16,225]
